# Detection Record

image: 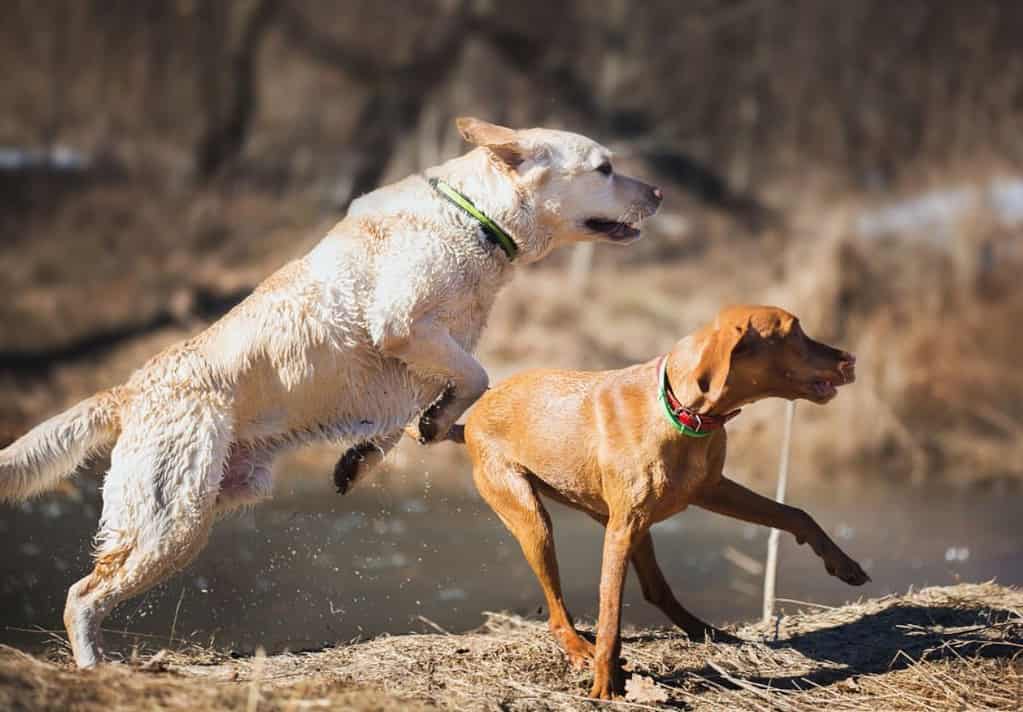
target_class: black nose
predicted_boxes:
[651,186,663,204]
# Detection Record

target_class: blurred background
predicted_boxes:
[2,0,1022,658]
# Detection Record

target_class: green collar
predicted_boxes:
[657,355,740,438]
[429,178,519,261]
[658,356,711,438]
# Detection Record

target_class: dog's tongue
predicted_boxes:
[812,380,836,397]
[609,222,638,239]
[585,218,640,240]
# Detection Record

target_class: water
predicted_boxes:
[2,471,1020,656]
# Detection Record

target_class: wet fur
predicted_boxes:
[0,117,661,668]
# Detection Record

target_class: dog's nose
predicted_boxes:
[651,187,663,204]
[838,352,856,380]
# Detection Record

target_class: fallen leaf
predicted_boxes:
[136,649,169,673]
[624,673,669,704]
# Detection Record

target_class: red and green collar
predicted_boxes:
[657,355,740,438]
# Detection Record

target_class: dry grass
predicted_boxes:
[3,583,1021,711]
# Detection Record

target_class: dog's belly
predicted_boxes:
[531,468,608,514]
[230,346,445,447]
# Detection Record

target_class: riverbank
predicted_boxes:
[2,582,1020,711]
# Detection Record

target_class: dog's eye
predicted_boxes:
[596,161,613,176]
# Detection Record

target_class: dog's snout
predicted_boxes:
[651,186,663,203]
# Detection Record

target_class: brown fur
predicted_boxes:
[463,305,869,699]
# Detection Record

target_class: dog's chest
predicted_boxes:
[448,291,495,349]
[649,443,721,518]
[438,265,506,348]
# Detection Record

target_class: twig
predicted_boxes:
[247,646,266,712]
[774,598,839,610]
[763,400,796,625]
[416,615,451,635]
[505,679,666,711]
[170,585,187,648]
[5,625,192,645]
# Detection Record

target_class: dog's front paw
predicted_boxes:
[823,547,871,586]
[415,412,442,444]
[589,677,615,700]
[333,443,375,494]
[416,388,457,444]
[589,664,625,700]
[551,627,595,670]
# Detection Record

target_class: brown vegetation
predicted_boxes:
[0,3,1020,486]
[4,3,1023,489]
[3,583,1021,710]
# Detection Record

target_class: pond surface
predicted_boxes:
[2,469,1020,656]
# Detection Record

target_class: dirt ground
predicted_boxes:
[2,582,1020,711]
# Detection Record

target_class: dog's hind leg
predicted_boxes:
[217,443,275,514]
[471,457,594,670]
[64,405,231,667]
[572,509,736,643]
[333,430,402,495]
[630,532,738,643]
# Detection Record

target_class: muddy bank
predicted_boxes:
[2,583,1020,710]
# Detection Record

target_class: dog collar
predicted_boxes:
[429,178,519,261]
[657,355,740,437]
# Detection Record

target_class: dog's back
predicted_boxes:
[464,364,659,511]
[465,368,591,449]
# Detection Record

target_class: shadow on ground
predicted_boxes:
[657,601,1022,699]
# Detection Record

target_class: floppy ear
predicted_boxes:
[456,116,528,168]
[690,321,747,406]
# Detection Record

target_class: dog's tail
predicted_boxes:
[0,389,123,501]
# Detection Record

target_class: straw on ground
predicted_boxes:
[2,582,1021,711]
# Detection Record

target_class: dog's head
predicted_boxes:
[457,117,662,257]
[671,305,856,413]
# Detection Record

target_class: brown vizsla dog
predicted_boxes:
[462,305,869,699]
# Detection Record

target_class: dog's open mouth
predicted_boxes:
[810,379,839,402]
[585,218,641,241]
[807,368,854,403]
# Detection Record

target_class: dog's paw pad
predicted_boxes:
[415,424,436,444]
[844,566,871,586]
[333,443,374,494]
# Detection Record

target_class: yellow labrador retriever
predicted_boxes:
[0,117,662,667]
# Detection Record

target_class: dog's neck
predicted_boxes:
[429,149,548,263]
[665,336,744,418]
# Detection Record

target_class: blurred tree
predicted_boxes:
[195,0,280,179]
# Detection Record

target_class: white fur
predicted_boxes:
[0,119,660,667]
[0,390,120,501]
